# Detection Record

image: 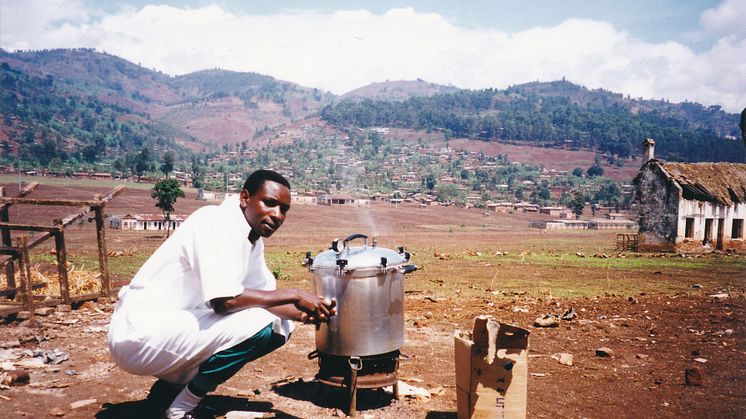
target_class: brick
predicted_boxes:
[34,307,56,316]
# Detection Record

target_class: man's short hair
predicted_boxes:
[243,169,291,195]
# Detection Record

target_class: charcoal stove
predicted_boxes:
[309,349,401,414]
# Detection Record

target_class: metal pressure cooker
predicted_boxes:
[305,234,417,357]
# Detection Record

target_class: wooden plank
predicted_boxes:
[0,223,60,232]
[0,182,38,211]
[0,281,47,297]
[98,185,126,203]
[0,185,124,208]
[54,229,70,304]
[93,208,111,297]
[0,247,19,256]
[16,237,34,316]
[0,197,103,207]
[0,302,24,317]
[27,231,54,250]
[53,186,126,226]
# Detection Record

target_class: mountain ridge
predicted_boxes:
[1,48,742,168]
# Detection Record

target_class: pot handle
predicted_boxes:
[332,233,368,252]
[400,264,418,274]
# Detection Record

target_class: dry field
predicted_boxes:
[1,180,744,418]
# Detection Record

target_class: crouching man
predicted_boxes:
[108,170,335,419]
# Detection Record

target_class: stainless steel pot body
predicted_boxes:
[312,266,405,356]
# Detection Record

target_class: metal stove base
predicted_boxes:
[310,350,400,416]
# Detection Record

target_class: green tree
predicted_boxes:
[134,147,151,180]
[572,167,584,177]
[151,179,185,238]
[160,150,175,177]
[570,191,586,219]
[586,164,604,177]
[435,183,465,203]
[423,174,437,191]
[594,179,622,207]
[190,155,204,189]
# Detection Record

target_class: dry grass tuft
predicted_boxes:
[0,264,101,297]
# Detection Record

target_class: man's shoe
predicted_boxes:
[147,379,185,412]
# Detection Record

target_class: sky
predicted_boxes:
[1,0,745,112]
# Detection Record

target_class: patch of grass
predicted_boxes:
[397,247,746,301]
[266,251,309,282]
[30,253,151,279]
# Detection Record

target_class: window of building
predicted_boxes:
[703,218,713,244]
[733,219,744,239]
[685,218,695,238]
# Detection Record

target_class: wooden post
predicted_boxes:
[0,182,38,295]
[53,228,71,304]
[0,187,14,290]
[16,236,34,316]
[93,207,111,297]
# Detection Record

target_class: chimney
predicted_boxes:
[642,138,655,164]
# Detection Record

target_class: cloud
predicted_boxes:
[1,1,744,112]
[701,0,746,39]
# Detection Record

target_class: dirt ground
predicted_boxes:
[1,182,745,418]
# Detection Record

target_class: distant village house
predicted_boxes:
[109,214,186,231]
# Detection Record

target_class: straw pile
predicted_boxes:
[0,264,101,298]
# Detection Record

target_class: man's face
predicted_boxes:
[240,180,291,238]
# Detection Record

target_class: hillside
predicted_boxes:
[0,57,195,168]
[321,80,745,163]
[342,79,460,101]
[2,48,743,179]
[0,49,334,151]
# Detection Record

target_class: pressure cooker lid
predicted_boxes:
[310,233,409,270]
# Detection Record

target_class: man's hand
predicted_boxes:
[294,291,336,325]
[210,288,336,324]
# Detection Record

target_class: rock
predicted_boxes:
[575,252,585,257]
[554,353,573,366]
[56,304,72,313]
[19,318,44,328]
[692,284,703,289]
[15,358,46,369]
[560,308,577,321]
[396,381,430,399]
[1,369,30,386]
[16,311,32,321]
[70,399,97,409]
[424,311,433,319]
[428,386,447,396]
[628,296,639,304]
[0,340,21,349]
[49,407,66,417]
[512,307,529,313]
[34,307,56,316]
[534,314,560,327]
[685,366,703,386]
[636,354,649,360]
[693,358,708,364]
[79,301,97,311]
[709,293,729,299]
[595,347,614,357]
[224,412,270,419]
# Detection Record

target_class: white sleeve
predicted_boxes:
[188,212,244,304]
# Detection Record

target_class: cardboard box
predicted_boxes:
[455,316,530,419]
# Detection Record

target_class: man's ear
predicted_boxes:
[239,189,251,206]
